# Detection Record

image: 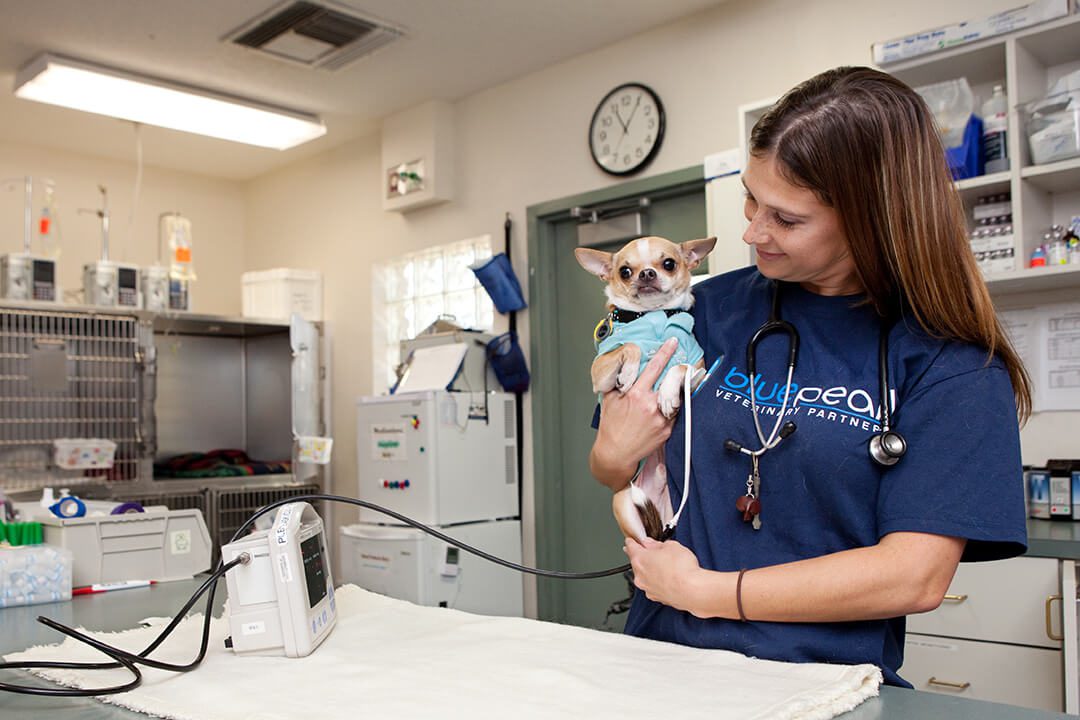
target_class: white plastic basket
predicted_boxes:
[53,438,117,470]
[242,268,323,322]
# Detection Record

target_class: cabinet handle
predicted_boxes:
[928,677,971,691]
[1046,594,1064,641]
[942,594,968,603]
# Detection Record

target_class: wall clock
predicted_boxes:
[588,82,665,176]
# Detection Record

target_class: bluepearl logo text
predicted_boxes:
[716,366,895,433]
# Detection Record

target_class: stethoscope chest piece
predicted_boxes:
[869,429,907,467]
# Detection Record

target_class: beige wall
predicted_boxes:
[243,0,1027,616]
[0,140,245,315]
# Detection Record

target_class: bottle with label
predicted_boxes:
[982,85,1009,174]
[1031,245,1048,267]
[1048,226,1069,266]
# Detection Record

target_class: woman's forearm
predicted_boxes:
[685,532,966,622]
[588,442,638,491]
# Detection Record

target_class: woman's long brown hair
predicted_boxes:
[750,66,1032,422]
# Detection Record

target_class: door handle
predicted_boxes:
[942,594,968,603]
[928,677,970,691]
[1046,594,1064,641]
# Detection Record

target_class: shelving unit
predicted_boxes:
[887,12,1080,300]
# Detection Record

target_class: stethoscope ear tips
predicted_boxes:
[779,421,797,439]
[724,439,743,453]
[869,430,907,467]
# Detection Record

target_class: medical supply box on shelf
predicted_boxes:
[0,544,73,608]
[17,504,212,587]
[242,268,323,322]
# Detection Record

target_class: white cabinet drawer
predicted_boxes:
[906,556,1061,648]
[901,633,1063,712]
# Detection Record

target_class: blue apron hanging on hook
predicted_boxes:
[471,253,527,314]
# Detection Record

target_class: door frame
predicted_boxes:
[526,165,704,620]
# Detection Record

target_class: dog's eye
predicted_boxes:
[619,266,632,280]
[662,258,676,272]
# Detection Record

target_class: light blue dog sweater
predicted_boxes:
[596,310,704,391]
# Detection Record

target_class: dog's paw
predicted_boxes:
[592,367,619,394]
[615,360,639,393]
[657,371,683,418]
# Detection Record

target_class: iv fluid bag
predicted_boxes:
[161,214,195,281]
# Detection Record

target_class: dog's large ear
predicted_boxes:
[680,237,717,270]
[574,248,614,280]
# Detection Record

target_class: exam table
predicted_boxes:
[0,576,1069,720]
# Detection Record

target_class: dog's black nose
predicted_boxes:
[639,268,656,281]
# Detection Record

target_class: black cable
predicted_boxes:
[0,494,630,698]
[230,494,631,580]
[0,557,242,696]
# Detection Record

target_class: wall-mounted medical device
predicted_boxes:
[2,176,58,302]
[221,502,336,658]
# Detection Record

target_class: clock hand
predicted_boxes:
[613,105,629,134]
[623,94,643,130]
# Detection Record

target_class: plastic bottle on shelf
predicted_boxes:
[1031,245,1048,267]
[1048,226,1069,266]
[982,85,1009,174]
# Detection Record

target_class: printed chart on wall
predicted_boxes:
[1000,303,1080,412]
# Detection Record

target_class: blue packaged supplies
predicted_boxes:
[946,114,985,180]
[471,254,527,314]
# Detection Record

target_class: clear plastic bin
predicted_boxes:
[53,438,117,469]
[1025,91,1080,165]
[0,544,73,607]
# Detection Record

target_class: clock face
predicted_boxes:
[589,83,665,176]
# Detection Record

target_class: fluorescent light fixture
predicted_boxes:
[14,53,326,150]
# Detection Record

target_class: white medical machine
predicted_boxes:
[141,264,169,312]
[84,262,141,308]
[341,518,523,616]
[222,502,336,658]
[80,185,141,308]
[342,390,523,616]
[2,176,58,302]
[2,253,57,302]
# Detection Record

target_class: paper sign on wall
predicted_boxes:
[1000,302,1080,412]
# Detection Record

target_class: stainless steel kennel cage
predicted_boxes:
[0,302,329,541]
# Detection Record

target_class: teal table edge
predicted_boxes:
[1026,518,1080,560]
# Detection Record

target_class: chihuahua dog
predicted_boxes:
[575,236,716,542]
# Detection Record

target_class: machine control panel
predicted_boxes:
[379,479,411,489]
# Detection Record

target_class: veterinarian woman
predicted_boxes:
[587,65,1031,687]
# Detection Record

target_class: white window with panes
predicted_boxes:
[372,235,494,392]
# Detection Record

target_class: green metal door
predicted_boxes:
[528,168,707,630]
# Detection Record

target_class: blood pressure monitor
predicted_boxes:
[222,502,336,658]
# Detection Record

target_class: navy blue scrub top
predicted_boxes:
[602,267,1027,687]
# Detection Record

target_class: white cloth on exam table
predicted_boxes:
[5,585,881,720]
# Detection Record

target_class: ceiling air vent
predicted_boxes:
[226,1,403,71]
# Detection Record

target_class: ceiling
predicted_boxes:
[0,0,726,180]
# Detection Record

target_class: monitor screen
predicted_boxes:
[301,533,327,608]
[33,260,54,284]
[118,267,137,289]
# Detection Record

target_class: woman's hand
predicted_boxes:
[589,338,678,490]
[624,537,708,616]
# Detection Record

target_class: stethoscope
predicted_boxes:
[721,281,908,528]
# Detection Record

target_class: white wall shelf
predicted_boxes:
[1021,158,1080,194]
[984,263,1080,295]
